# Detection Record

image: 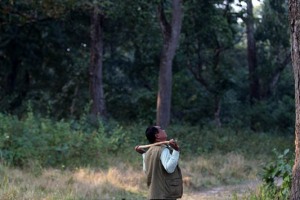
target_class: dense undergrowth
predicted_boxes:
[0,112,295,199]
[0,112,294,167]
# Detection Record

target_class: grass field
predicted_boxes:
[0,154,262,200]
[0,119,295,199]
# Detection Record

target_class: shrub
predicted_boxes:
[0,112,130,168]
[259,149,293,199]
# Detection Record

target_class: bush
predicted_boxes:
[0,111,294,172]
[0,112,129,168]
[257,149,293,199]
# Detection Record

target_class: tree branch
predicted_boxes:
[157,0,172,40]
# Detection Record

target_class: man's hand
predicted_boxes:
[169,139,180,151]
[135,146,146,154]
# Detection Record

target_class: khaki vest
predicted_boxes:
[145,145,183,199]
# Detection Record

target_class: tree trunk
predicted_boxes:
[89,7,106,121]
[156,0,183,128]
[289,0,300,199]
[246,0,260,104]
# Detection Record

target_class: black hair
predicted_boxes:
[145,126,159,144]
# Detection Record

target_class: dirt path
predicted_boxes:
[183,180,261,200]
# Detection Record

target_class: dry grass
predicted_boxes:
[181,152,260,190]
[0,152,262,200]
[0,163,147,200]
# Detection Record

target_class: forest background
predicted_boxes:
[0,0,296,199]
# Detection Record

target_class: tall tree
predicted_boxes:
[256,0,290,99]
[156,0,183,128]
[289,0,300,198]
[246,0,260,104]
[0,0,88,117]
[89,6,106,120]
[180,0,237,126]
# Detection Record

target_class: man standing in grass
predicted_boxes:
[135,126,183,200]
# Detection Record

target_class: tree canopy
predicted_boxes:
[0,0,293,132]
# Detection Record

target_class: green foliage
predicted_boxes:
[0,112,131,168]
[0,0,91,118]
[0,0,294,135]
[0,111,294,170]
[258,149,293,200]
[247,96,295,133]
[166,125,293,162]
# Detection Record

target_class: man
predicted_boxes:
[135,126,183,200]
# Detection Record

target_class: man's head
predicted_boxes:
[145,126,167,144]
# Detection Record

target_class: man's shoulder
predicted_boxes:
[146,145,168,155]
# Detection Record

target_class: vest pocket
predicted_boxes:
[165,178,183,198]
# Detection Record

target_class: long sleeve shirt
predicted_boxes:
[142,147,180,173]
